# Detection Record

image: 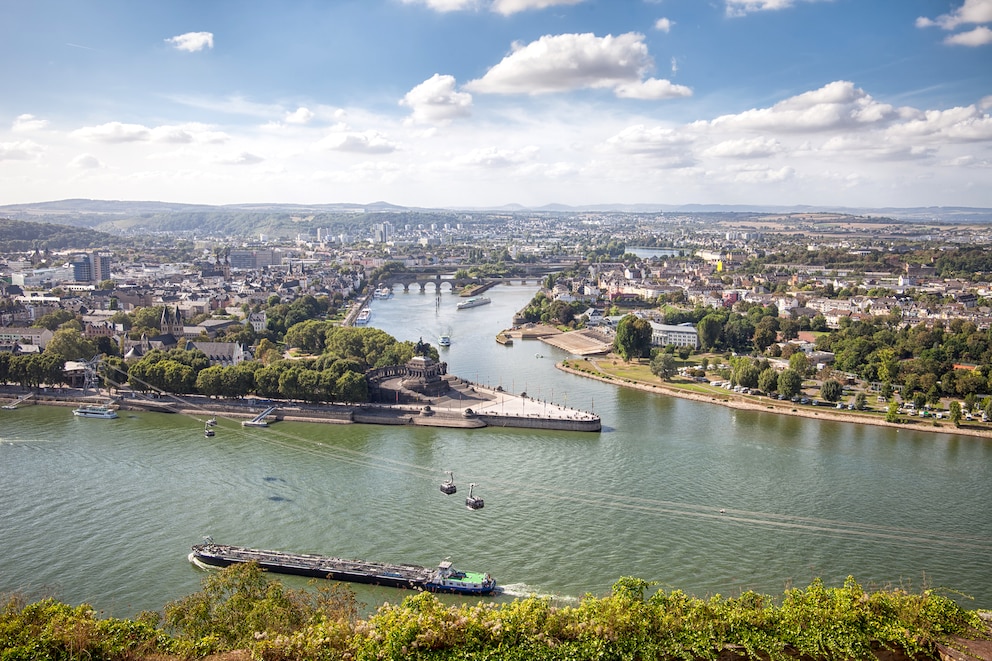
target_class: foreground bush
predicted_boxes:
[1,566,987,660]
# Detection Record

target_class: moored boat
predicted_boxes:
[457,296,491,310]
[373,286,392,299]
[72,405,118,419]
[355,307,372,324]
[189,540,497,595]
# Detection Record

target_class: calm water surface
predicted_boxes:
[2,284,991,617]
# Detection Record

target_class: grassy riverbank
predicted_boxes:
[558,356,992,440]
[2,563,990,661]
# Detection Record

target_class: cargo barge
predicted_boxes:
[189,540,497,595]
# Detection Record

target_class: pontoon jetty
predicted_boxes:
[189,540,497,595]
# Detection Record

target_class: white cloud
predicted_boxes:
[456,145,539,168]
[400,0,584,13]
[166,31,214,52]
[71,121,229,144]
[706,81,898,132]
[73,122,151,143]
[654,17,673,32]
[285,107,315,125]
[604,125,695,156]
[917,0,992,30]
[725,0,830,17]
[614,77,692,100]
[885,105,992,143]
[215,152,265,165]
[703,137,784,158]
[466,32,689,100]
[400,0,479,11]
[944,25,992,45]
[400,74,473,124]
[70,154,104,169]
[491,0,585,15]
[13,114,49,132]
[316,130,397,154]
[0,140,43,161]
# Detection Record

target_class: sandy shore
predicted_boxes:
[556,359,992,441]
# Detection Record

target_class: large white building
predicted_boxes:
[647,321,699,349]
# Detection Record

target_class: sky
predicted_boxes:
[1,0,991,210]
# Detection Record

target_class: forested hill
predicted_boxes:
[0,218,113,251]
[0,199,453,238]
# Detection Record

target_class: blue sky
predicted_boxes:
[1,0,991,209]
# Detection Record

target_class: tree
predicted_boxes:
[788,351,810,377]
[753,324,777,353]
[880,382,893,400]
[164,562,313,653]
[196,365,226,398]
[336,371,368,402]
[885,400,900,422]
[820,379,842,402]
[34,309,76,331]
[778,368,803,399]
[758,367,779,393]
[854,392,867,410]
[733,360,760,389]
[45,328,98,362]
[949,400,962,427]
[697,314,724,350]
[613,315,652,361]
[650,353,677,381]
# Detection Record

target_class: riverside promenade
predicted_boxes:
[0,381,601,433]
[363,373,601,432]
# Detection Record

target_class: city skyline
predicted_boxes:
[1,0,991,209]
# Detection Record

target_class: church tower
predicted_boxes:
[160,306,184,337]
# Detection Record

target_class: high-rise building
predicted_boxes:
[93,252,112,282]
[72,254,93,282]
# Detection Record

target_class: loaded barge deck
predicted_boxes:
[189,541,497,595]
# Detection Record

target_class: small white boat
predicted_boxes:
[72,405,118,419]
[457,296,491,310]
[439,334,451,347]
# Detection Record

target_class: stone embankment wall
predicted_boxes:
[477,413,602,432]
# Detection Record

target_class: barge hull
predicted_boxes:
[189,543,496,595]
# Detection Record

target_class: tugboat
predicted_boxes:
[189,539,497,595]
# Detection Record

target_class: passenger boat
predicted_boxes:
[373,287,392,299]
[189,540,497,595]
[456,296,491,310]
[72,405,118,419]
[355,307,372,324]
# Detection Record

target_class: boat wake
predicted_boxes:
[496,583,579,603]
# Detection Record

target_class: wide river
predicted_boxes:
[2,284,991,617]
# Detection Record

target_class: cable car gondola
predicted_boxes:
[465,483,484,510]
[440,470,457,495]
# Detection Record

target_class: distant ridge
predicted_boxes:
[1,198,990,229]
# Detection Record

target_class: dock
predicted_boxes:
[2,392,34,410]
[242,405,276,427]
